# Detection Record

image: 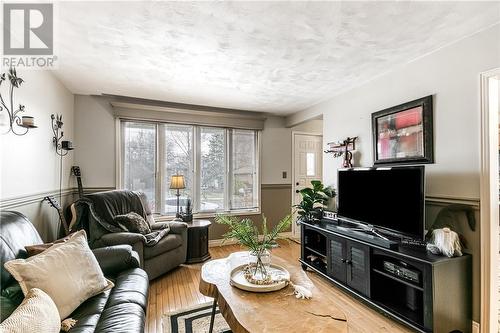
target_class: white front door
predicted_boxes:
[292,133,323,239]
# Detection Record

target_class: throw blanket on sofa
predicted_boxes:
[72,190,169,247]
[142,228,170,246]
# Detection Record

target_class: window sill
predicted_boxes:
[154,209,261,221]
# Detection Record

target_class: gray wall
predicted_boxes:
[74,96,116,188]
[207,184,292,240]
[0,70,75,241]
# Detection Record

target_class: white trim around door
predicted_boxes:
[479,68,500,333]
[291,131,323,240]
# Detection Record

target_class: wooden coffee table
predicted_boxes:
[199,251,348,333]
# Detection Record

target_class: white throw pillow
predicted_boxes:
[0,288,60,333]
[4,230,113,319]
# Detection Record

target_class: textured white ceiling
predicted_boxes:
[52,1,500,114]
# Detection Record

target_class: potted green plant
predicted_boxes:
[294,180,335,223]
[215,214,292,282]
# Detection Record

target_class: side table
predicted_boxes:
[186,219,211,264]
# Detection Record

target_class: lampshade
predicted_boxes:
[170,175,185,189]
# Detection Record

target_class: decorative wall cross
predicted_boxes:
[325,137,358,168]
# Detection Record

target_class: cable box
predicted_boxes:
[323,211,337,221]
[383,261,421,284]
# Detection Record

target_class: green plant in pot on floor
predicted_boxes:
[294,180,335,223]
[215,214,292,283]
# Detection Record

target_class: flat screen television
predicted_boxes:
[337,166,425,240]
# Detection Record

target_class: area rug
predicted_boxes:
[162,302,232,333]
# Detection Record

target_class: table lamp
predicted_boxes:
[170,174,185,217]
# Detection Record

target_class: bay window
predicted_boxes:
[120,120,260,215]
[200,127,226,212]
[122,122,157,211]
[231,129,258,210]
[163,124,194,214]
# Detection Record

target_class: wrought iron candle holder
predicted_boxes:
[51,114,74,156]
[0,68,37,136]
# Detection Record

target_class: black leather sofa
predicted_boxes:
[0,211,149,332]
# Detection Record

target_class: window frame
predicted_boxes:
[159,123,196,216]
[120,119,159,211]
[228,128,260,211]
[117,118,261,218]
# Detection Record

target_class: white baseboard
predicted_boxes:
[279,231,294,239]
[472,321,480,333]
[209,238,239,247]
[209,231,294,248]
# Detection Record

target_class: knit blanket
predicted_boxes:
[74,190,168,247]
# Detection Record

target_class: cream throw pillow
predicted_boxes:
[4,230,113,319]
[0,288,60,333]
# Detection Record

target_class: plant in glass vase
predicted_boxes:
[294,180,335,223]
[215,214,292,283]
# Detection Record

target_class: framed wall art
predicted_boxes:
[372,95,433,165]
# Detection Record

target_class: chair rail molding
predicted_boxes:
[0,187,115,209]
[425,195,480,209]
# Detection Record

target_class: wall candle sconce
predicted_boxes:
[0,67,37,135]
[51,114,74,233]
[51,114,74,156]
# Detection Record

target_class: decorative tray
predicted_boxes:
[229,264,290,293]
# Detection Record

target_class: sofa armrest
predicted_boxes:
[92,245,141,277]
[166,221,188,234]
[100,232,146,246]
[152,221,188,234]
[151,221,169,231]
[99,232,146,269]
[151,220,188,232]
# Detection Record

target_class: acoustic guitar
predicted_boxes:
[71,166,84,199]
[45,166,84,235]
[67,165,84,231]
[44,196,70,236]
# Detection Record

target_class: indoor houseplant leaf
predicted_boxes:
[293,180,335,223]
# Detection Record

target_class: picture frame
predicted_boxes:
[372,95,433,165]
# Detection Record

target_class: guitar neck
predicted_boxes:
[71,166,84,199]
[44,196,70,236]
[56,208,69,235]
[76,177,83,198]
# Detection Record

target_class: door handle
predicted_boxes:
[341,259,351,265]
[295,190,300,193]
[296,182,299,186]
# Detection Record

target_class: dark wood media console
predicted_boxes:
[300,220,472,333]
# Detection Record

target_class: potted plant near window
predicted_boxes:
[294,180,335,224]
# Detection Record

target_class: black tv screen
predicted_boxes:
[337,166,425,240]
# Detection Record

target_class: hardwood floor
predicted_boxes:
[145,240,411,333]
